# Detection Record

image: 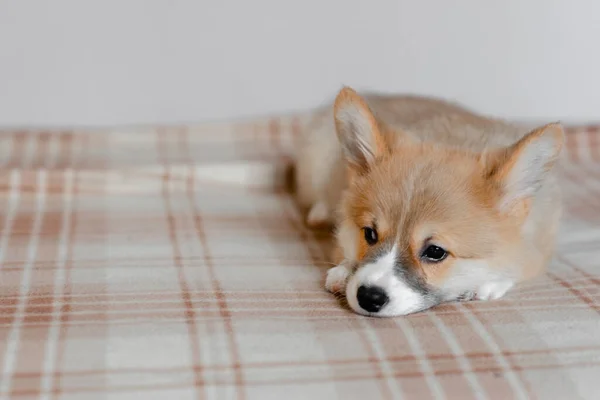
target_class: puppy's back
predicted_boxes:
[362,94,528,151]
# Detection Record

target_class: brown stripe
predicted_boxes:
[548,272,599,314]
[55,132,74,170]
[11,343,600,378]
[32,132,51,169]
[185,132,245,400]
[158,128,206,398]
[557,256,600,286]
[9,360,600,397]
[50,151,81,399]
[2,305,596,329]
[6,131,28,169]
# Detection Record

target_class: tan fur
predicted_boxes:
[296,87,564,304]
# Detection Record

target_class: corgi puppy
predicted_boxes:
[295,87,564,317]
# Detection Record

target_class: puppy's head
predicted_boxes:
[333,87,564,317]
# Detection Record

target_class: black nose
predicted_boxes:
[357,285,389,313]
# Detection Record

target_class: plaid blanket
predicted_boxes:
[0,116,598,400]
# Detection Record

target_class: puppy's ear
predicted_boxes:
[485,123,564,211]
[334,87,388,173]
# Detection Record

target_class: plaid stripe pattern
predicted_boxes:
[0,117,598,400]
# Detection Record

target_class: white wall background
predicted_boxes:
[0,0,599,127]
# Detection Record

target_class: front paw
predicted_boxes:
[457,291,476,302]
[325,264,350,293]
[475,281,514,301]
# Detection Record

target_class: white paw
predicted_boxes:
[306,201,329,227]
[475,281,514,301]
[325,264,350,293]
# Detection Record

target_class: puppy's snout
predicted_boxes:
[357,285,389,313]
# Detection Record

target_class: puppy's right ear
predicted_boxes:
[334,87,388,174]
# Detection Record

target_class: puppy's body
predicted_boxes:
[296,88,563,317]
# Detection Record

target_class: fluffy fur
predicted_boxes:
[295,87,564,317]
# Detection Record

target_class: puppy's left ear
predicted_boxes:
[485,123,565,211]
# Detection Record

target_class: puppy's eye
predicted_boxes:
[362,227,378,245]
[421,245,447,262]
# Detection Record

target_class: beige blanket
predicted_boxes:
[0,116,598,399]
